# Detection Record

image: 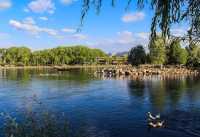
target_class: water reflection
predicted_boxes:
[0,68,99,86]
[0,69,31,84]
[0,69,200,137]
[127,75,200,112]
[128,79,146,98]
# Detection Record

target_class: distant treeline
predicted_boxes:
[128,37,200,67]
[0,46,108,66]
[1,38,200,67]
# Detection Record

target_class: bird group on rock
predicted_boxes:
[147,112,164,128]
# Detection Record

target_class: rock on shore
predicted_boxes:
[95,65,199,77]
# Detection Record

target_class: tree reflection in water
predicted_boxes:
[127,75,200,112]
[127,75,200,136]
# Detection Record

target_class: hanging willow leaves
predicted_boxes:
[80,0,200,43]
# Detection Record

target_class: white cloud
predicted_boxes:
[106,31,149,46]
[60,0,76,5]
[62,28,76,33]
[88,31,150,53]
[23,17,36,25]
[71,33,87,40]
[117,31,134,44]
[8,17,90,41]
[9,19,57,36]
[171,28,187,37]
[28,0,55,14]
[0,0,12,10]
[135,32,149,39]
[9,19,41,35]
[122,12,145,23]
[41,28,57,35]
[39,16,48,21]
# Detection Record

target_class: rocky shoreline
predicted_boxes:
[95,65,199,77]
[0,65,199,78]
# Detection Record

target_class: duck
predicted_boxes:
[148,121,164,128]
[147,112,160,120]
[157,120,164,127]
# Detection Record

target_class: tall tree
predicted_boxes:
[149,37,166,64]
[186,43,200,67]
[0,48,6,64]
[3,47,31,65]
[167,40,188,65]
[17,47,31,65]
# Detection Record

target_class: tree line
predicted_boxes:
[1,40,199,67]
[128,37,200,67]
[0,46,107,66]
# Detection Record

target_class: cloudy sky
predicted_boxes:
[0,0,188,53]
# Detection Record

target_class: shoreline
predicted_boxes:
[0,65,199,76]
[0,65,121,69]
[95,65,200,77]
[0,66,52,69]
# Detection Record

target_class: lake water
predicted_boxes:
[0,68,200,137]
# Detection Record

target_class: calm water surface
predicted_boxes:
[0,68,200,137]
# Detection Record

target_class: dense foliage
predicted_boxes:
[128,45,146,66]
[0,46,107,66]
[186,43,200,67]
[128,38,199,66]
[167,40,188,65]
[149,37,166,64]
[1,42,200,67]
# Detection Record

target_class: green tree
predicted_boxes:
[0,46,107,66]
[17,47,31,65]
[128,45,146,66]
[149,37,166,64]
[5,47,18,64]
[0,48,6,64]
[186,43,200,67]
[34,46,107,65]
[3,47,31,65]
[167,40,188,65]
[179,48,188,65]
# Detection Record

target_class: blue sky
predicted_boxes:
[0,0,188,53]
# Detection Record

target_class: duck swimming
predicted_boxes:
[147,112,164,128]
[147,112,160,120]
[148,120,164,128]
